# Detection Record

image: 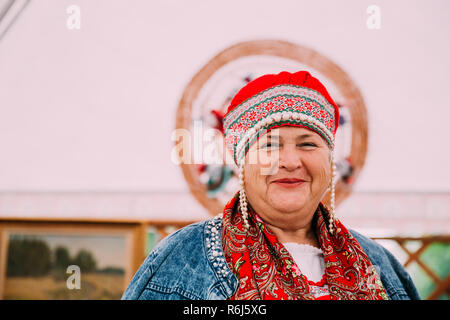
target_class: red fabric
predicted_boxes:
[224,71,340,135]
[305,274,331,300]
[210,109,224,133]
[221,193,389,300]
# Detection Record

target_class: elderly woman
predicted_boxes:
[122,71,420,300]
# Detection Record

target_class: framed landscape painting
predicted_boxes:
[0,219,145,300]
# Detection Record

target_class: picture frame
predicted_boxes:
[0,218,147,300]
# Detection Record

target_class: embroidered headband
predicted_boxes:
[223,71,339,166]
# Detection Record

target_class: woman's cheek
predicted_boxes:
[309,157,331,194]
[244,164,263,196]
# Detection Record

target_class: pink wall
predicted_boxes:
[0,0,449,229]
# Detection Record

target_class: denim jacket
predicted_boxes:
[122,216,421,300]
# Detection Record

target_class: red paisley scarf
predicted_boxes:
[221,193,389,300]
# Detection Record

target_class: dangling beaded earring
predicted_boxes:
[238,160,250,231]
[328,149,337,235]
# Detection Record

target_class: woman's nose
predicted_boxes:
[279,145,302,171]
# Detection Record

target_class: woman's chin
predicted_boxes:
[267,192,308,213]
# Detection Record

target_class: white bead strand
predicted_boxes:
[238,161,250,231]
[328,150,337,235]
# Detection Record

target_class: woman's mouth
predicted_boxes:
[272,178,306,188]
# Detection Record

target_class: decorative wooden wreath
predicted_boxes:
[175,39,368,216]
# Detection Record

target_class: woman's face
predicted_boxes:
[243,126,331,228]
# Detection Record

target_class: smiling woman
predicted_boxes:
[244,126,332,249]
[122,71,421,300]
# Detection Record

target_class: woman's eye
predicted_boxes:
[299,142,317,147]
[260,142,279,149]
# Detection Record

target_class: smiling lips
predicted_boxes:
[271,178,306,188]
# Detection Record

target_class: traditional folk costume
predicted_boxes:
[221,71,388,300]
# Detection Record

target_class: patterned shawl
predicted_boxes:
[221,192,389,300]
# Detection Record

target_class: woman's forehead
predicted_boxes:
[263,126,321,140]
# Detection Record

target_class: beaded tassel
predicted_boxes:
[238,161,250,230]
[329,150,337,235]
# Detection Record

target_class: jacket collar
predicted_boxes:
[204,216,238,298]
